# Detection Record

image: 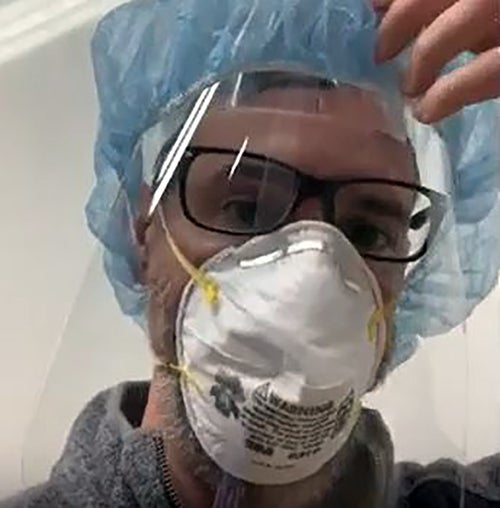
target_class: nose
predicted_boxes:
[290,196,325,222]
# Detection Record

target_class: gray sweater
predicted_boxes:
[4,383,169,507]
[4,382,500,508]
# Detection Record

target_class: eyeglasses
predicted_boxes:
[163,146,448,263]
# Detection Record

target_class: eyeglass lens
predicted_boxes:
[183,151,433,260]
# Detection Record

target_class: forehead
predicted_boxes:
[192,85,415,182]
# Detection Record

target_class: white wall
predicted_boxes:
[1,1,500,500]
[0,1,150,499]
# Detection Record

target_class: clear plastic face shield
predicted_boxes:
[21,69,500,507]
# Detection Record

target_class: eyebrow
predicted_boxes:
[223,161,261,179]
[349,195,412,222]
[224,158,286,176]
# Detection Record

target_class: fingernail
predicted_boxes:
[412,100,431,124]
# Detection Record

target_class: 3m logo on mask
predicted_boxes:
[240,383,355,461]
[209,371,246,419]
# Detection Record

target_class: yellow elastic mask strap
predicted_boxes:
[157,208,220,307]
[166,362,203,396]
[367,299,396,343]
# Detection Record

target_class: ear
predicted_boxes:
[135,183,153,285]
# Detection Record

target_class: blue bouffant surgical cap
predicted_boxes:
[86,0,500,367]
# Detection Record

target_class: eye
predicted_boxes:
[222,198,258,228]
[340,220,392,254]
[410,208,431,231]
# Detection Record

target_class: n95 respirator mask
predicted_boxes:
[173,221,386,485]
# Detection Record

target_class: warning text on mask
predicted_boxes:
[241,383,354,461]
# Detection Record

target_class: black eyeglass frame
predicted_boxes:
[160,146,448,263]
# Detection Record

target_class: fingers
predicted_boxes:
[413,47,500,123]
[374,0,500,123]
[375,0,457,62]
[403,0,500,96]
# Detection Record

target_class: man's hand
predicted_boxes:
[373,0,500,123]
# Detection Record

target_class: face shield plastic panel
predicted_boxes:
[20,70,500,507]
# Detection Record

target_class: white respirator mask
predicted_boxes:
[165,219,387,485]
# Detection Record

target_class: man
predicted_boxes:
[4,0,500,507]
[137,75,428,507]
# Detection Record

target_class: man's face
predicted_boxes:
[139,84,417,507]
[142,85,416,364]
